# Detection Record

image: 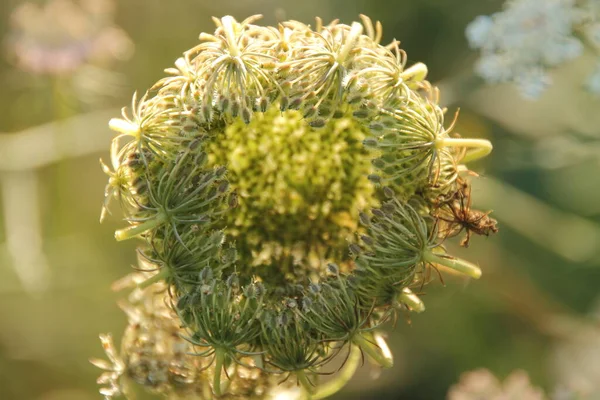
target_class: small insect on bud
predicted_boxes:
[199,267,213,282]
[309,119,326,128]
[382,201,396,215]
[371,158,386,169]
[327,263,340,275]
[348,243,362,256]
[363,138,378,148]
[361,235,375,246]
[359,212,371,226]
[217,180,229,194]
[368,174,382,184]
[369,122,384,132]
[304,283,320,301]
[352,108,370,119]
[215,166,227,178]
[383,186,395,198]
[372,208,388,220]
[187,138,202,151]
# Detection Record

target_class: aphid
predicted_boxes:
[434,180,498,247]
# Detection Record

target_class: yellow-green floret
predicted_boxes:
[207,107,376,280]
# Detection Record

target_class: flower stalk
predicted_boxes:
[352,333,394,369]
[422,251,482,279]
[436,137,493,164]
[114,212,167,241]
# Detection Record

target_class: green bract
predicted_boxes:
[99,15,494,399]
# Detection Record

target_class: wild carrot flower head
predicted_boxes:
[96,15,494,399]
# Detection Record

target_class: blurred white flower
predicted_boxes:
[5,0,133,76]
[466,15,494,49]
[515,68,552,99]
[3,0,134,110]
[466,0,590,99]
[586,62,600,94]
[552,299,600,399]
[448,368,547,400]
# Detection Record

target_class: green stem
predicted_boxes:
[114,213,167,241]
[138,269,170,289]
[436,137,492,164]
[296,369,315,395]
[397,288,425,313]
[313,344,361,400]
[213,348,226,397]
[353,333,393,369]
[422,251,482,279]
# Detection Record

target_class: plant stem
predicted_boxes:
[313,344,361,400]
[213,348,226,397]
[422,251,482,279]
[436,137,492,163]
[138,269,170,289]
[114,213,167,241]
[353,333,393,368]
[296,369,315,395]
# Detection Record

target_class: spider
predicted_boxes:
[434,180,498,247]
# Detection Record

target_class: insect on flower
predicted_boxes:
[434,179,498,247]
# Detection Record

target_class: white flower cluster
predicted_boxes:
[466,0,600,99]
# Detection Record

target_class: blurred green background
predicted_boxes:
[1,0,600,399]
